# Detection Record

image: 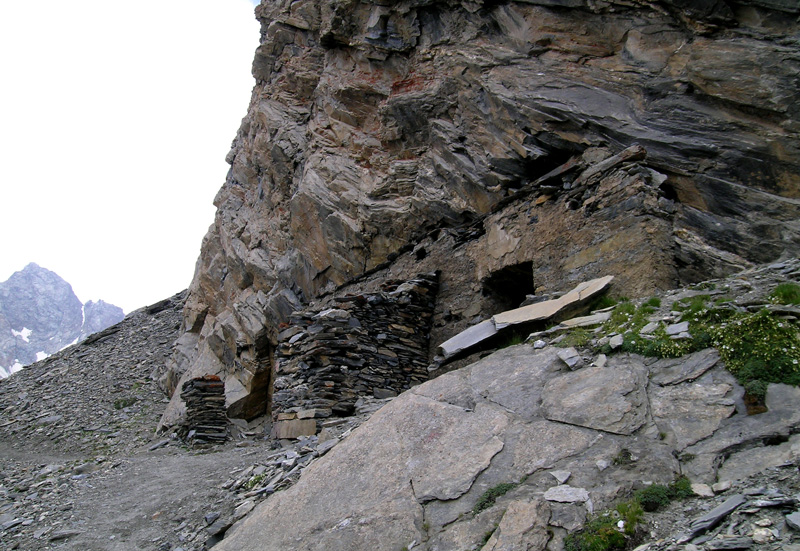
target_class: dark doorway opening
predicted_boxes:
[482,261,535,313]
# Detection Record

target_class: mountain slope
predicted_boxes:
[1,263,798,550]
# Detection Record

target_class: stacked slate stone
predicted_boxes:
[181,375,228,443]
[346,273,439,395]
[273,273,438,431]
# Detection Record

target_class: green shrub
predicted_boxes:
[621,327,693,359]
[635,485,671,512]
[668,476,693,499]
[245,473,268,490]
[644,297,662,308]
[564,500,642,551]
[676,295,711,322]
[744,379,769,402]
[473,483,518,514]
[710,309,800,388]
[770,282,800,305]
[607,302,636,327]
[499,332,526,349]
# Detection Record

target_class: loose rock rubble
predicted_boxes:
[0,291,187,457]
[0,288,393,550]
[638,461,800,551]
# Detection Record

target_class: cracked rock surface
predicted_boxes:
[217,341,800,551]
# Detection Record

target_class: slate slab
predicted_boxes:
[649,382,735,450]
[438,320,497,359]
[542,356,647,435]
[686,494,747,539]
[787,511,800,531]
[493,276,614,330]
[649,348,720,386]
[544,485,590,503]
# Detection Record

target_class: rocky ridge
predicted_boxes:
[1,261,800,550]
[166,0,800,428]
[0,263,124,378]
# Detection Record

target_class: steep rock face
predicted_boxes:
[166,0,800,424]
[0,264,125,377]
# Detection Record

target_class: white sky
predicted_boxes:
[0,0,261,314]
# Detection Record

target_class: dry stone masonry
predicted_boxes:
[272,273,438,437]
[181,375,228,443]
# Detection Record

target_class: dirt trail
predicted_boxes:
[1,439,274,551]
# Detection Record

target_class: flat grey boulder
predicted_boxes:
[650,349,720,386]
[541,356,647,435]
[650,382,736,450]
[214,344,800,551]
[544,485,590,503]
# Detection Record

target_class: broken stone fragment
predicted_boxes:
[549,470,571,484]
[685,494,747,539]
[544,484,590,503]
[639,321,659,335]
[692,483,715,497]
[704,536,754,550]
[713,480,732,493]
[786,511,800,531]
[556,347,583,370]
[665,321,690,335]
[751,527,774,543]
[271,419,317,439]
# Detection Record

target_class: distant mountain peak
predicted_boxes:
[0,264,124,377]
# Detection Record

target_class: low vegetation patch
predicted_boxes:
[556,328,592,349]
[770,282,800,305]
[564,500,642,551]
[565,476,691,551]
[592,292,800,400]
[473,482,518,514]
[113,396,137,410]
[634,476,692,512]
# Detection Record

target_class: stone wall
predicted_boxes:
[271,274,438,436]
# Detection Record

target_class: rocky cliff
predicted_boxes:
[163,0,800,428]
[0,264,124,378]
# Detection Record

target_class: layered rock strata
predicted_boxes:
[163,0,800,428]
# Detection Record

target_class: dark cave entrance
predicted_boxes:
[482,261,535,313]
